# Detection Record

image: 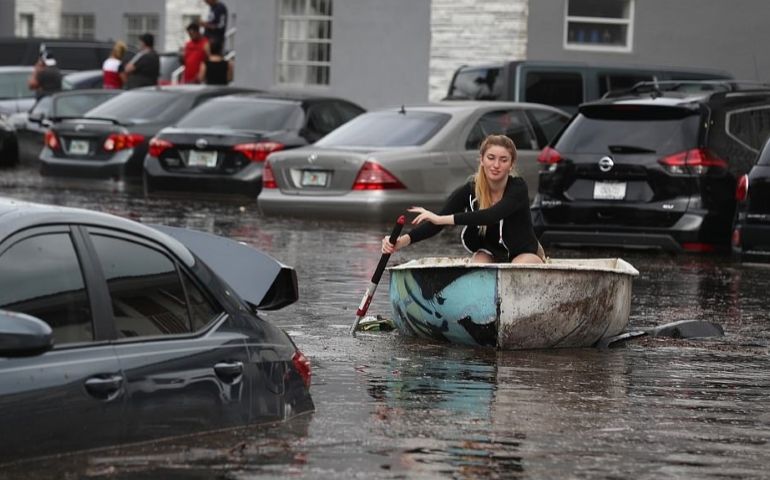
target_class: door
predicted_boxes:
[0,228,124,462]
[84,228,254,441]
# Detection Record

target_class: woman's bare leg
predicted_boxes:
[512,253,544,264]
[471,251,495,263]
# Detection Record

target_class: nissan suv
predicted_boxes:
[531,81,770,253]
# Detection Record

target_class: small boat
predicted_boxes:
[387,257,639,349]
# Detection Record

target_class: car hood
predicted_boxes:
[151,225,298,311]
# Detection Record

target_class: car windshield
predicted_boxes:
[316,111,451,147]
[0,72,34,100]
[86,91,184,122]
[177,98,302,131]
[54,93,118,117]
[555,106,700,155]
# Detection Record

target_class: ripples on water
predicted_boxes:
[1,169,769,479]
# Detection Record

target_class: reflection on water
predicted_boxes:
[1,168,769,479]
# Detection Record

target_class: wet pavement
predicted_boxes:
[1,166,769,479]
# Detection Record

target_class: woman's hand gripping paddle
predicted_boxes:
[350,215,406,336]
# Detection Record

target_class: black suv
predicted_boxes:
[532,81,770,253]
[732,136,770,260]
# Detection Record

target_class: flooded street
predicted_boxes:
[1,166,769,479]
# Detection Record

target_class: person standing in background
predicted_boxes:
[122,33,160,89]
[182,23,208,84]
[198,39,233,85]
[102,41,127,89]
[27,54,62,99]
[200,0,228,48]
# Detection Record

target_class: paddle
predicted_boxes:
[350,215,406,336]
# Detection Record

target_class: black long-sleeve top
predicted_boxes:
[407,176,539,261]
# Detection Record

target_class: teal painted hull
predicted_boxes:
[388,257,638,349]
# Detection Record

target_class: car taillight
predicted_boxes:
[659,148,727,175]
[537,146,563,165]
[681,242,717,253]
[735,174,749,202]
[263,159,277,188]
[352,160,405,190]
[103,133,145,152]
[148,137,174,158]
[44,130,60,151]
[233,141,285,162]
[292,350,311,388]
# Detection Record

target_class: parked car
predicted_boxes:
[12,88,122,163]
[0,115,18,166]
[531,80,770,253]
[0,66,35,116]
[444,60,733,113]
[62,69,105,90]
[0,197,313,463]
[0,36,136,71]
[258,101,569,221]
[732,136,770,261]
[143,91,365,196]
[39,85,256,179]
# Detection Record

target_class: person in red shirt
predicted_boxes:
[182,23,209,84]
[102,40,127,89]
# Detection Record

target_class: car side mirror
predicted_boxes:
[0,310,54,357]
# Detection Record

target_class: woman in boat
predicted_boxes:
[382,134,544,264]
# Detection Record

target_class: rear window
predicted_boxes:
[55,93,117,117]
[86,91,184,121]
[316,111,451,147]
[447,67,503,100]
[177,98,302,131]
[759,141,770,166]
[555,106,700,155]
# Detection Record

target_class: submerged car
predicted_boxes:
[733,136,770,261]
[532,81,770,252]
[0,197,313,463]
[258,102,569,221]
[12,88,121,163]
[39,85,254,179]
[143,91,365,196]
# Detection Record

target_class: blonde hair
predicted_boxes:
[111,41,127,60]
[474,134,517,211]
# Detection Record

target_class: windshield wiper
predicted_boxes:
[608,144,656,154]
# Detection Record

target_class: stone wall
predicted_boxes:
[164,0,208,52]
[429,0,528,101]
[16,0,61,37]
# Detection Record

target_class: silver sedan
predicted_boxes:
[258,101,569,221]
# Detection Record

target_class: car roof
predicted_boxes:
[367,101,568,115]
[135,85,252,94]
[0,66,34,73]
[0,197,194,266]
[224,90,356,103]
[62,69,102,80]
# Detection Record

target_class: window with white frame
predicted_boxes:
[276,0,333,86]
[565,0,633,52]
[124,14,160,50]
[61,14,95,39]
[18,14,34,37]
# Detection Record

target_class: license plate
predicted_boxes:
[301,170,328,187]
[593,181,627,200]
[69,140,89,155]
[188,150,217,168]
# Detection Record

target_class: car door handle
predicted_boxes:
[214,361,244,383]
[84,375,124,400]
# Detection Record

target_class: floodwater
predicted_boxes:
[1,167,769,479]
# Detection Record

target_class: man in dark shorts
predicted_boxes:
[201,0,228,48]
[123,33,160,89]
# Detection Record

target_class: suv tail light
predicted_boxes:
[537,146,563,165]
[148,137,174,158]
[233,141,285,162]
[735,174,749,202]
[44,130,60,151]
[352,161,405,190]
[292,350,311,388]
[681,242,717,253]
[659,148,727,175]
[103,133,145,152]
[263,159,277,188]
